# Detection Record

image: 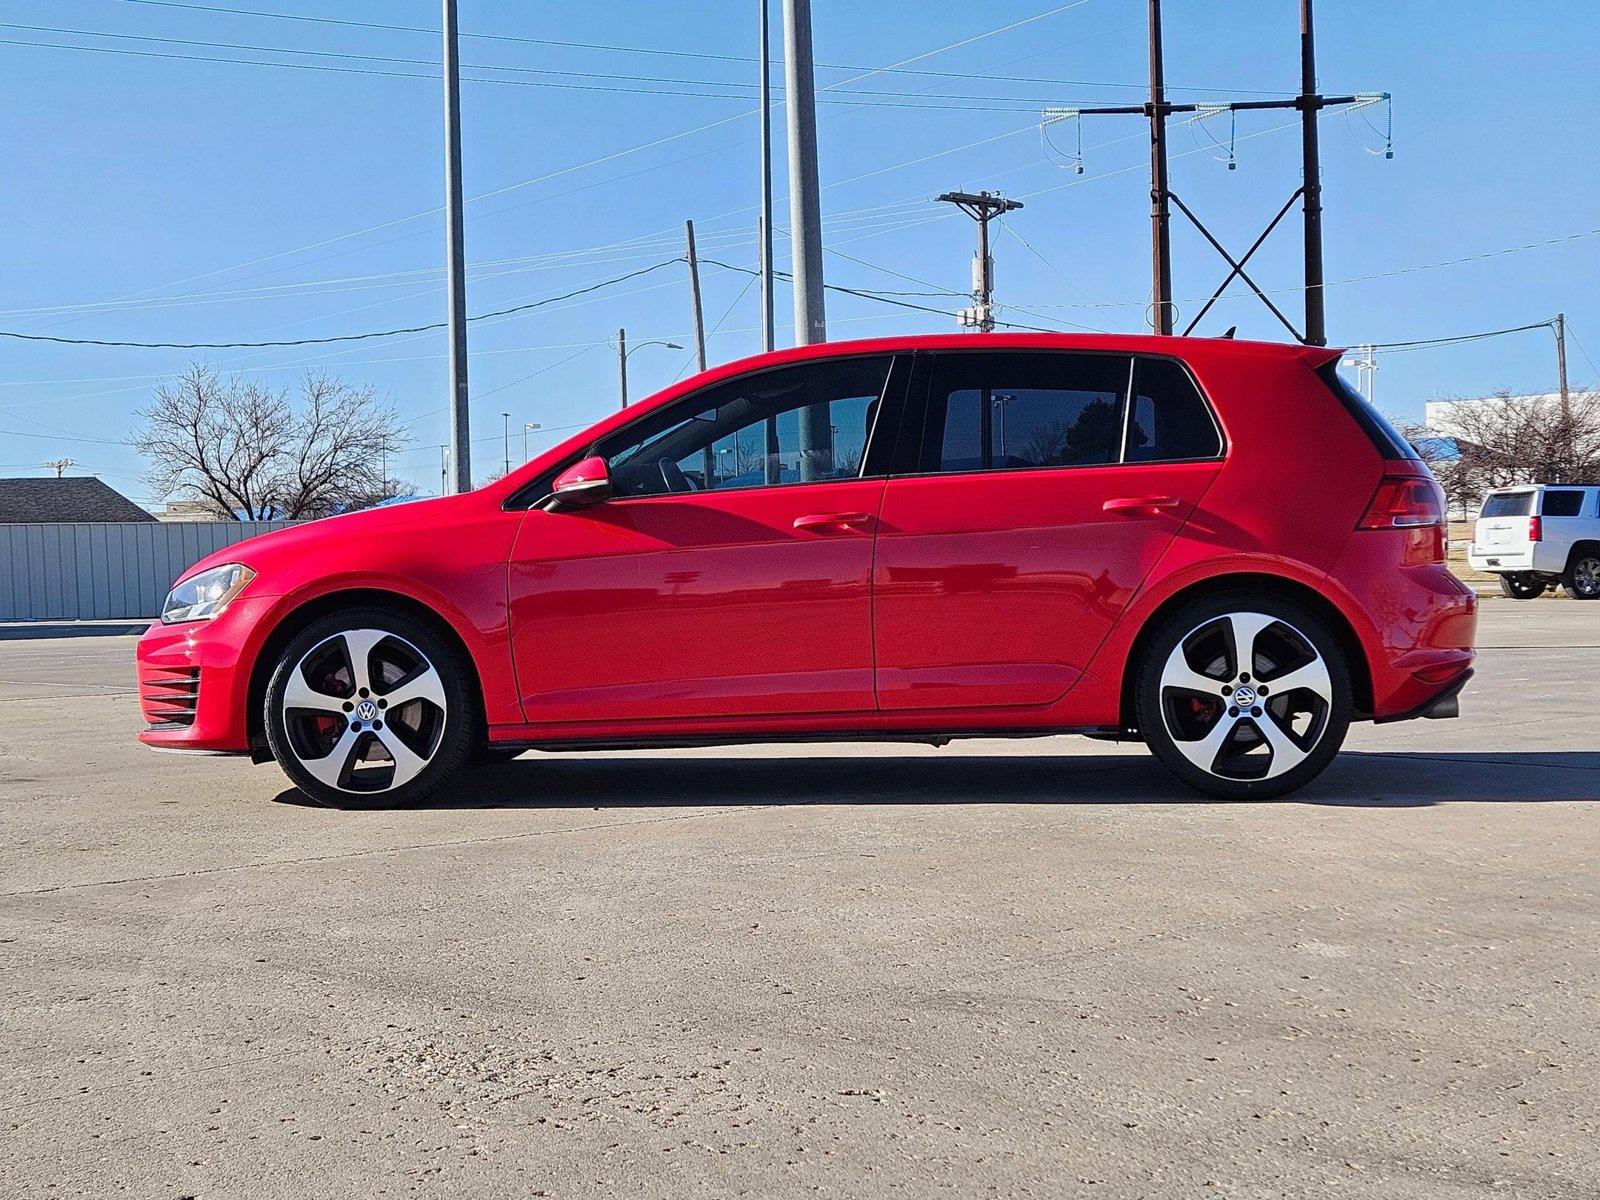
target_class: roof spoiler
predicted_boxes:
[1299,345,1345,370]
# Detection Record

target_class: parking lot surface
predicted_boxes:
[2,600,1598,1199]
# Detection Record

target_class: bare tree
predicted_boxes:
[1410,389,1600,516]
[135,364,409,520]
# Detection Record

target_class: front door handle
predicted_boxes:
[1103,495,1183,516]
[794,511,872,533]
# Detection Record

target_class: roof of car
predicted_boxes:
[707,331,1337,374]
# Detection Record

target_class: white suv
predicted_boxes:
[1468,484,1600,599]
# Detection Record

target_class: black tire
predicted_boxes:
[263,606,477,809]
[1560,552,1600,600]
[1136,592,1353,801]
[1498,573,1546,600]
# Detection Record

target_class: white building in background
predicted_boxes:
[1423,392,1570,437]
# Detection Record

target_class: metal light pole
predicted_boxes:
[618,332,684,407]
[522,422,542,463]
[782,0,826,347]
[501,411,510,476]
[758,0,775,352]
[442,0,472,491]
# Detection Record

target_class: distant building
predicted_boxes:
[155,498,231,523]
[0,476,156,524]
[1424,392,1571,437]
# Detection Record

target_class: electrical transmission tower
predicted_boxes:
[936,191,1024,333]
[1059,0,1387,345]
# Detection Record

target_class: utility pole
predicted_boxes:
[758,0,776,353]
[502,411,511,477]
[1063,0,1380,343]
[439,445,449,496]
[1148,0,1173,334]
[1341,343,1377,401]
[617,327,628,409]
[936,191,1024,333]
[1555,312,1571,424]
[782,0,826,347]
[44,458,75,478]
[441,0,472,492]
[1299,0,1326,345]
[685,220,708,373]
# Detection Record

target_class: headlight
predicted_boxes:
[161,563,256,624]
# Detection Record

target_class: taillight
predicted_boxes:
[1358,471,1446,565]
[1529,516,1543,543]
[1359,474,1446,530]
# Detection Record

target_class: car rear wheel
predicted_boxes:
[1498,573,1546,600]
[264,607,475,808]
[1561,553,1600,600]
[1136,594,1352,801]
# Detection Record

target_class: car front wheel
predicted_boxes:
[264,607,476,808]
[1136,594,1352,800]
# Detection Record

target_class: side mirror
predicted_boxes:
[549,456,612,508]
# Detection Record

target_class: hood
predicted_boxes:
[176,494,468,587]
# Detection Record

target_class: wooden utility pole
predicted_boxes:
[936,191,1024,333]
[617,327,628,409]
[686,220,708,373]
[758,0,776,352]
[1147,0,1173,334]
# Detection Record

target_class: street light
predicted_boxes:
[617,327,684,408]
[522,421,542,463]
[502,411,511,476]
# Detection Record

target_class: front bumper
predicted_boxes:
[135,596,277,754]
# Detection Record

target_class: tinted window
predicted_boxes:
[1542,489,1586,517]
[916,352,1129,473]
[1316,362,1419,460]
[1126,357,1223,461]
[1481,492,1534,518]
[600,357,890,498]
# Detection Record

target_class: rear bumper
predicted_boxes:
[1467,545,1560,574]
[1329,538,1477,721]
[135,596,275,754]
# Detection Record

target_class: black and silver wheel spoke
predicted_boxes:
[1160,611,1333,783]
[283,628,447,794]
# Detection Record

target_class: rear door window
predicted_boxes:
[1125,357,1224,462]
[1541,489,1586,517]
[1481,492,1535,518]
[913,351,1131,474]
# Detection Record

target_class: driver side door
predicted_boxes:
[507,354,902,727]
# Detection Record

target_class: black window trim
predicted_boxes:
[505,351,910,510]
[887,347,1227,484]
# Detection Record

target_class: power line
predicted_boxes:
[0,260,685,350]
[109,0,1288,95]
[1367,320,1556,354]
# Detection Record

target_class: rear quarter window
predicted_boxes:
[1315,362,1418,460]
[1540,489,1586,517]
[1481,492,1535,518]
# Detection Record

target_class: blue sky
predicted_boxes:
[1,0,1596,502]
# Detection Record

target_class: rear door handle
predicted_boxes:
[794,511,872,533]
[1103,495,1183,516]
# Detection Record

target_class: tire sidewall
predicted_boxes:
[263,607,477,808]
[1136,592,1353,801]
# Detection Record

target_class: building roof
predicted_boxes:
[0,477,156,523]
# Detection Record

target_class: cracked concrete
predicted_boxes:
[1,600,1598,1198]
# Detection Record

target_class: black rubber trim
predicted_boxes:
[1372,669,1473,725]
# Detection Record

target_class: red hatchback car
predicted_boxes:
[136,333,1476,806]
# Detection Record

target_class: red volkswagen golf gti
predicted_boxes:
[136,334,1476,806]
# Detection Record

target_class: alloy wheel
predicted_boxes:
[1575,556,1600,598]
[280,628,448,795]
[1158,611,1334,782]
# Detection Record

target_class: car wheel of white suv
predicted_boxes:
[1498,573,1546,600]
[1136,593,1353,801]
[1562,551,1600,600]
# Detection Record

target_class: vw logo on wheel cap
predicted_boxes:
[355,699,379,721]
[1233,685,1258,708]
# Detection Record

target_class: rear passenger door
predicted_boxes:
[872,350,1224,711]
